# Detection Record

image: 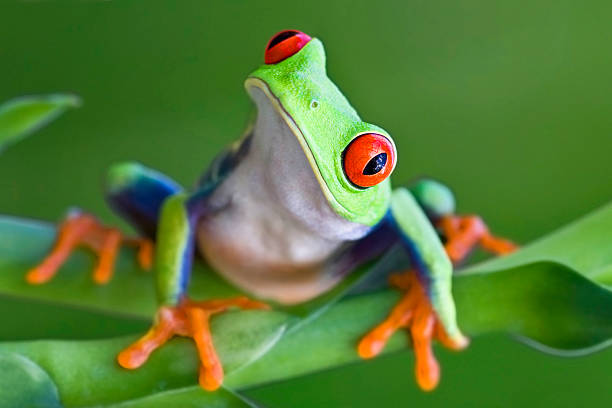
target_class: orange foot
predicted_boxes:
[117,296,269,391]
[358,270,468,391]
[26,211,153,285]
[437,214,518,264]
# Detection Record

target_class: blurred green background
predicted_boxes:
[1,0,611,407]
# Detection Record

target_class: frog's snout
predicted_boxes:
[264,30,312,64]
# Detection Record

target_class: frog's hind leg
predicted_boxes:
[26,162,181,285]
[104,162,182,238]
[409,178,518,264]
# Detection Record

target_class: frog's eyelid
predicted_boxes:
[264,30,312,64]
[267,30,300,50]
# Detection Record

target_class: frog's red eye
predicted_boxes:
[265,30,311,64]
[343,133,396,188]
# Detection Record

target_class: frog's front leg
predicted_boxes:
[358,188,469,391]
[116,191,268,391]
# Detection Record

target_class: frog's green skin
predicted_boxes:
[106,38,463,342]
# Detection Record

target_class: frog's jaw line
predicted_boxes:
[244,77,355,221]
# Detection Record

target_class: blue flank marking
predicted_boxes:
[177,220,196,300]
[106,172,182,238]
[334,211,398,276]
[132,176,179,219]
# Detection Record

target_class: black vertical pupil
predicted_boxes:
[267,31,298,49]
[363,153,387,175]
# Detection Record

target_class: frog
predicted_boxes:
[26,30,517,392]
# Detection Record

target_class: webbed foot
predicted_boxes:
[26,211,153,284]
[117,296,270,391]
[437,214,518,264]
[358,270,468,391]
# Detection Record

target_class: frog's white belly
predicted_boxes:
[197,192,348,304]
[196,86,370,304]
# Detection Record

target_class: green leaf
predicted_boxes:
[454,262,612,354]
[0,216,241,324]
[0,352,62,408]
[105,387,259,408]
[461,202,612,285]
[0,94,80,152]
[0,294,149,341]
[2,206,611,346]
[3,260,610,406]
[0,311,287,407]
[0,206,610,405]
[228,262,612,386]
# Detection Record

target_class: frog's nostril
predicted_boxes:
[265,30,311,64]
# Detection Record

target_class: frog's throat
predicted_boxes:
[244,77,355,221]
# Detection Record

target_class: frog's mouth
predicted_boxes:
[244,77,355,220]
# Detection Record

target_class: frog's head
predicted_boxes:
[245,30,396,227]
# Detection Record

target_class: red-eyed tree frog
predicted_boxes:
[26,30,516,392]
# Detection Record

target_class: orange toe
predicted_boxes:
[125,237,154,271]
[26,214,96,284]
[117,314,174,369]
[480,234,518,255]
[188,307,224,391]
[358,270,465,391]
[411,302,439,391]
[137,240,154,270]
[199,363,224,391]
[26,266,56,285]
[26,212,155,285]
[438,214,518,264]
[358,294,413,359]
[117,296,269,391]
[92,229,122,284]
